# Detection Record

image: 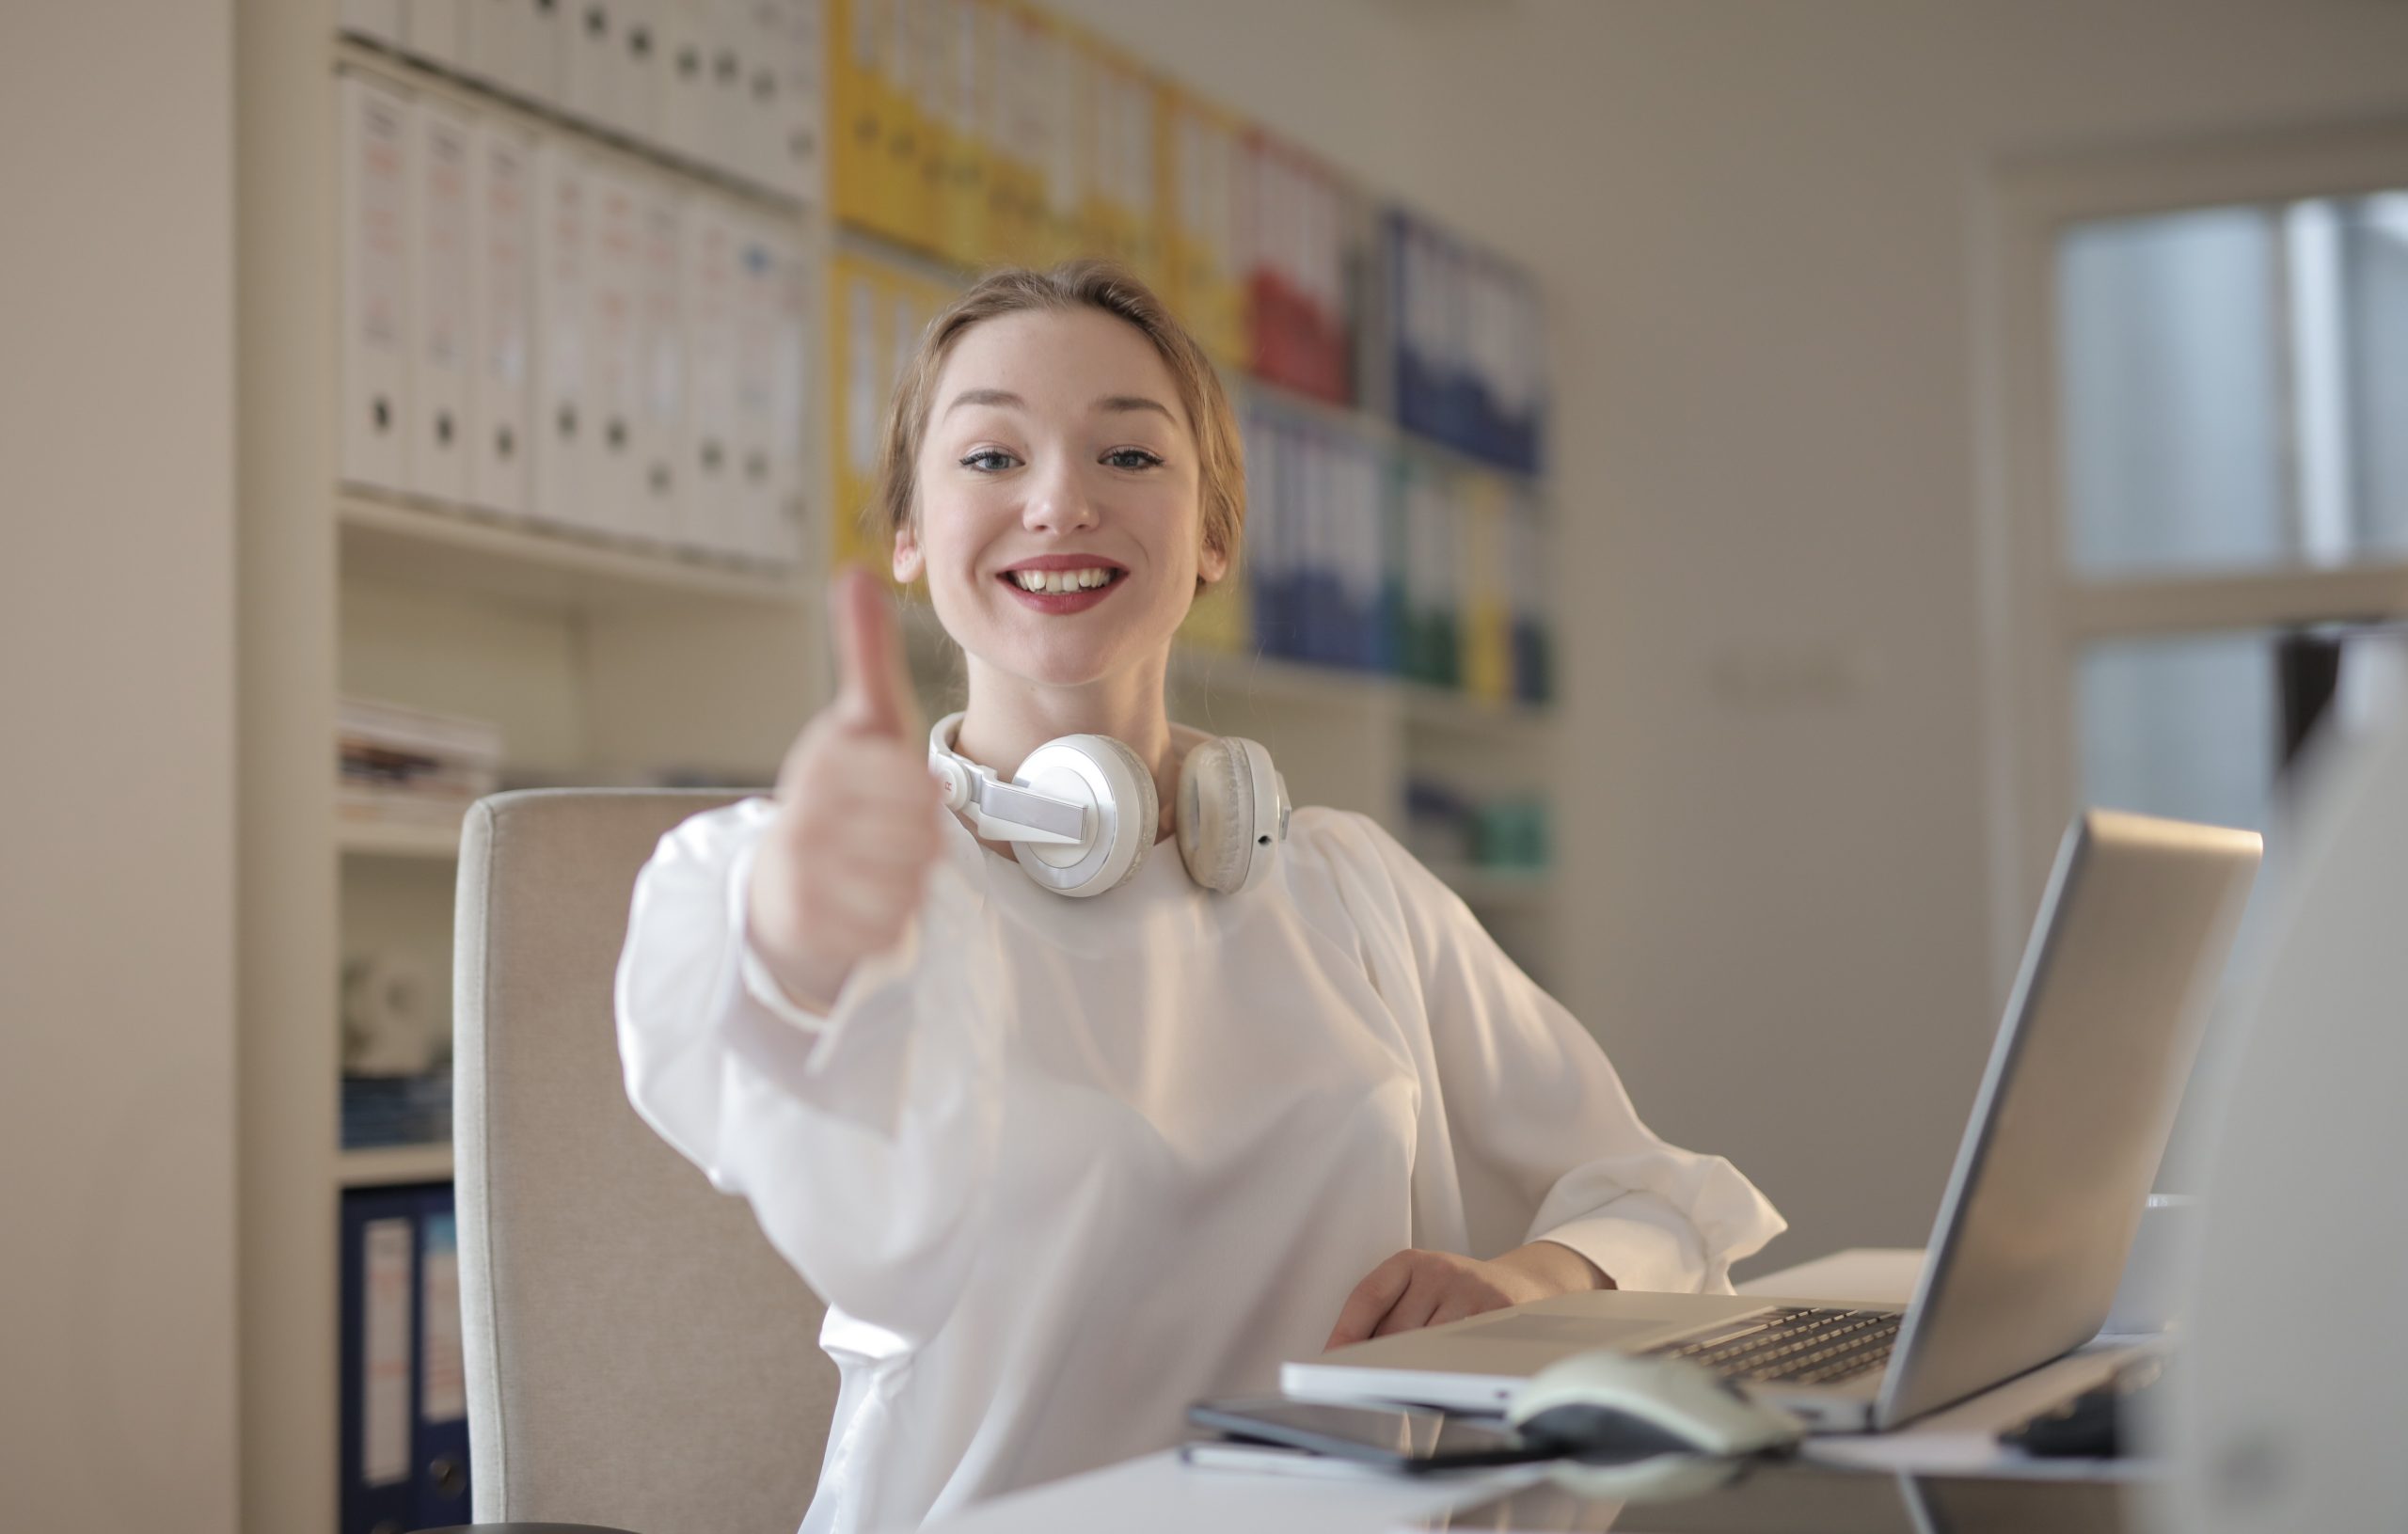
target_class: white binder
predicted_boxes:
[467,119,535,518]
[341,72,413,496]
[679,197,742,558]
[610,0,666,145]
[656,0,720,166]
[770,0,825,203]
[766,224,814,566]
[401,0,468,71]
[531,139,594,533]
[732,0,795,196]
[562,0,620,132]
[341,0,404,47]
[586,162,648,542]
[406,98,476,505]
[521,0,567,106]
[707,0,756,184]
[633,180,688,549]
[464,0,551,104]
[729,212,782,562]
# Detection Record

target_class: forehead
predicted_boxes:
[931,307,1189,432]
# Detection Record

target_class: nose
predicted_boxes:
[1021,455,1099,536]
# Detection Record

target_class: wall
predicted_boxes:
[1047,0,2408,1265]
[0,2,239,1528]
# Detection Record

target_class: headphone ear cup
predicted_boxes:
[1011,734,1157,896]
[1088,735,1158,894]
[1176,737,1258,894]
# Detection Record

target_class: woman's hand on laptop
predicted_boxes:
[1322,1242,1612,1352]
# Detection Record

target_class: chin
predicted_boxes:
[997,625,1143,688]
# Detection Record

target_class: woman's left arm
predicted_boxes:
[1323,816,1786,1348]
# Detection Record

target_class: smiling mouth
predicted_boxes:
[998,566,1128,595]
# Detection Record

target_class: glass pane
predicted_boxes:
[2347,194,2408,559]
[2076,632,2276,831]
[2059,209,2288,577]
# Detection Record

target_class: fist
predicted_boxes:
[1322,1243,1610,1352]
[746,568,943,1015]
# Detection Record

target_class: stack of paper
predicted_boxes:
[337,696,504,826]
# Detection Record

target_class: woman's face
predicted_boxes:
[895,307,1225,690]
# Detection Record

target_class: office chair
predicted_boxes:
[452,789,841,1534]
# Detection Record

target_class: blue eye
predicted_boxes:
[1104,448,1164,470]
[960,449,1020,472]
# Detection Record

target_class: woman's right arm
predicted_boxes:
[612,573,999,1349]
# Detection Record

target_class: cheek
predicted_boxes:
[915,482,1012,571]
[1134,481,1206,575]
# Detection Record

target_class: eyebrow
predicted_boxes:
[1094,394,1178,424]
[939,388,1180,425]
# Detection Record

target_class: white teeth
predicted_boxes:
[1010,567,1115,593]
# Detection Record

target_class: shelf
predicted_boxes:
[1402,681,1556,734]
[338,491,807,612]
[1169,647,1402,713]
[1427,864,1558,908]
[337,1142,455,1188]
[835,222,981,289]
[336,815,465,860]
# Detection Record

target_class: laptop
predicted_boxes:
[1284,808,2261,1432]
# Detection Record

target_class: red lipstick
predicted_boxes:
[995,554,1130,615]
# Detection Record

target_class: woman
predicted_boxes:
[615,261,1782,1534]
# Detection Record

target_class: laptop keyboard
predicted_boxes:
[1651,1306,1903,1387]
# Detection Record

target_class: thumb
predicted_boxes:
[828,566,920,741]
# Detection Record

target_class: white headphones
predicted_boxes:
[927,712,1291,897]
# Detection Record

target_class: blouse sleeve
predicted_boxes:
[1333,813,1786,1294]
[611,798,1004,1349]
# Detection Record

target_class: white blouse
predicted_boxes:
[614,795,1784,1534]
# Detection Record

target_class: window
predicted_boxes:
[2051,190,2408,835]
[1984,124,2408,990]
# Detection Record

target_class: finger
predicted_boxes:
[1323,1252,1418,1352]
[828,567,921,741]
[1425,1289,1499,1331]
[1370,1270,1449,1339]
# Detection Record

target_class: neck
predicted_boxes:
[953,646,1180,845]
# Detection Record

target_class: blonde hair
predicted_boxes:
[875,261,1244,588]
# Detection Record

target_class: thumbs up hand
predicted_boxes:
[745,569,944,1017]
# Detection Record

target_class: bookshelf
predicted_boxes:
[233,5,1559,1531]
[338,1142,459,1188]
[335,814,467,860]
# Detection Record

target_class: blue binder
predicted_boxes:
[412,1187,474,1530]
[341,1182,472,1534]
[340,1188,420,1534]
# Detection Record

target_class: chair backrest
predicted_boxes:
[453,788,839,1534]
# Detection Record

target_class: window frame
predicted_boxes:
[1977,118,2408,994]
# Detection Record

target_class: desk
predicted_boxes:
[918,1248,2141,1534]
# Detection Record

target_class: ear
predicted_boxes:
[1196,535,1228,587]
[892,521,925,585]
